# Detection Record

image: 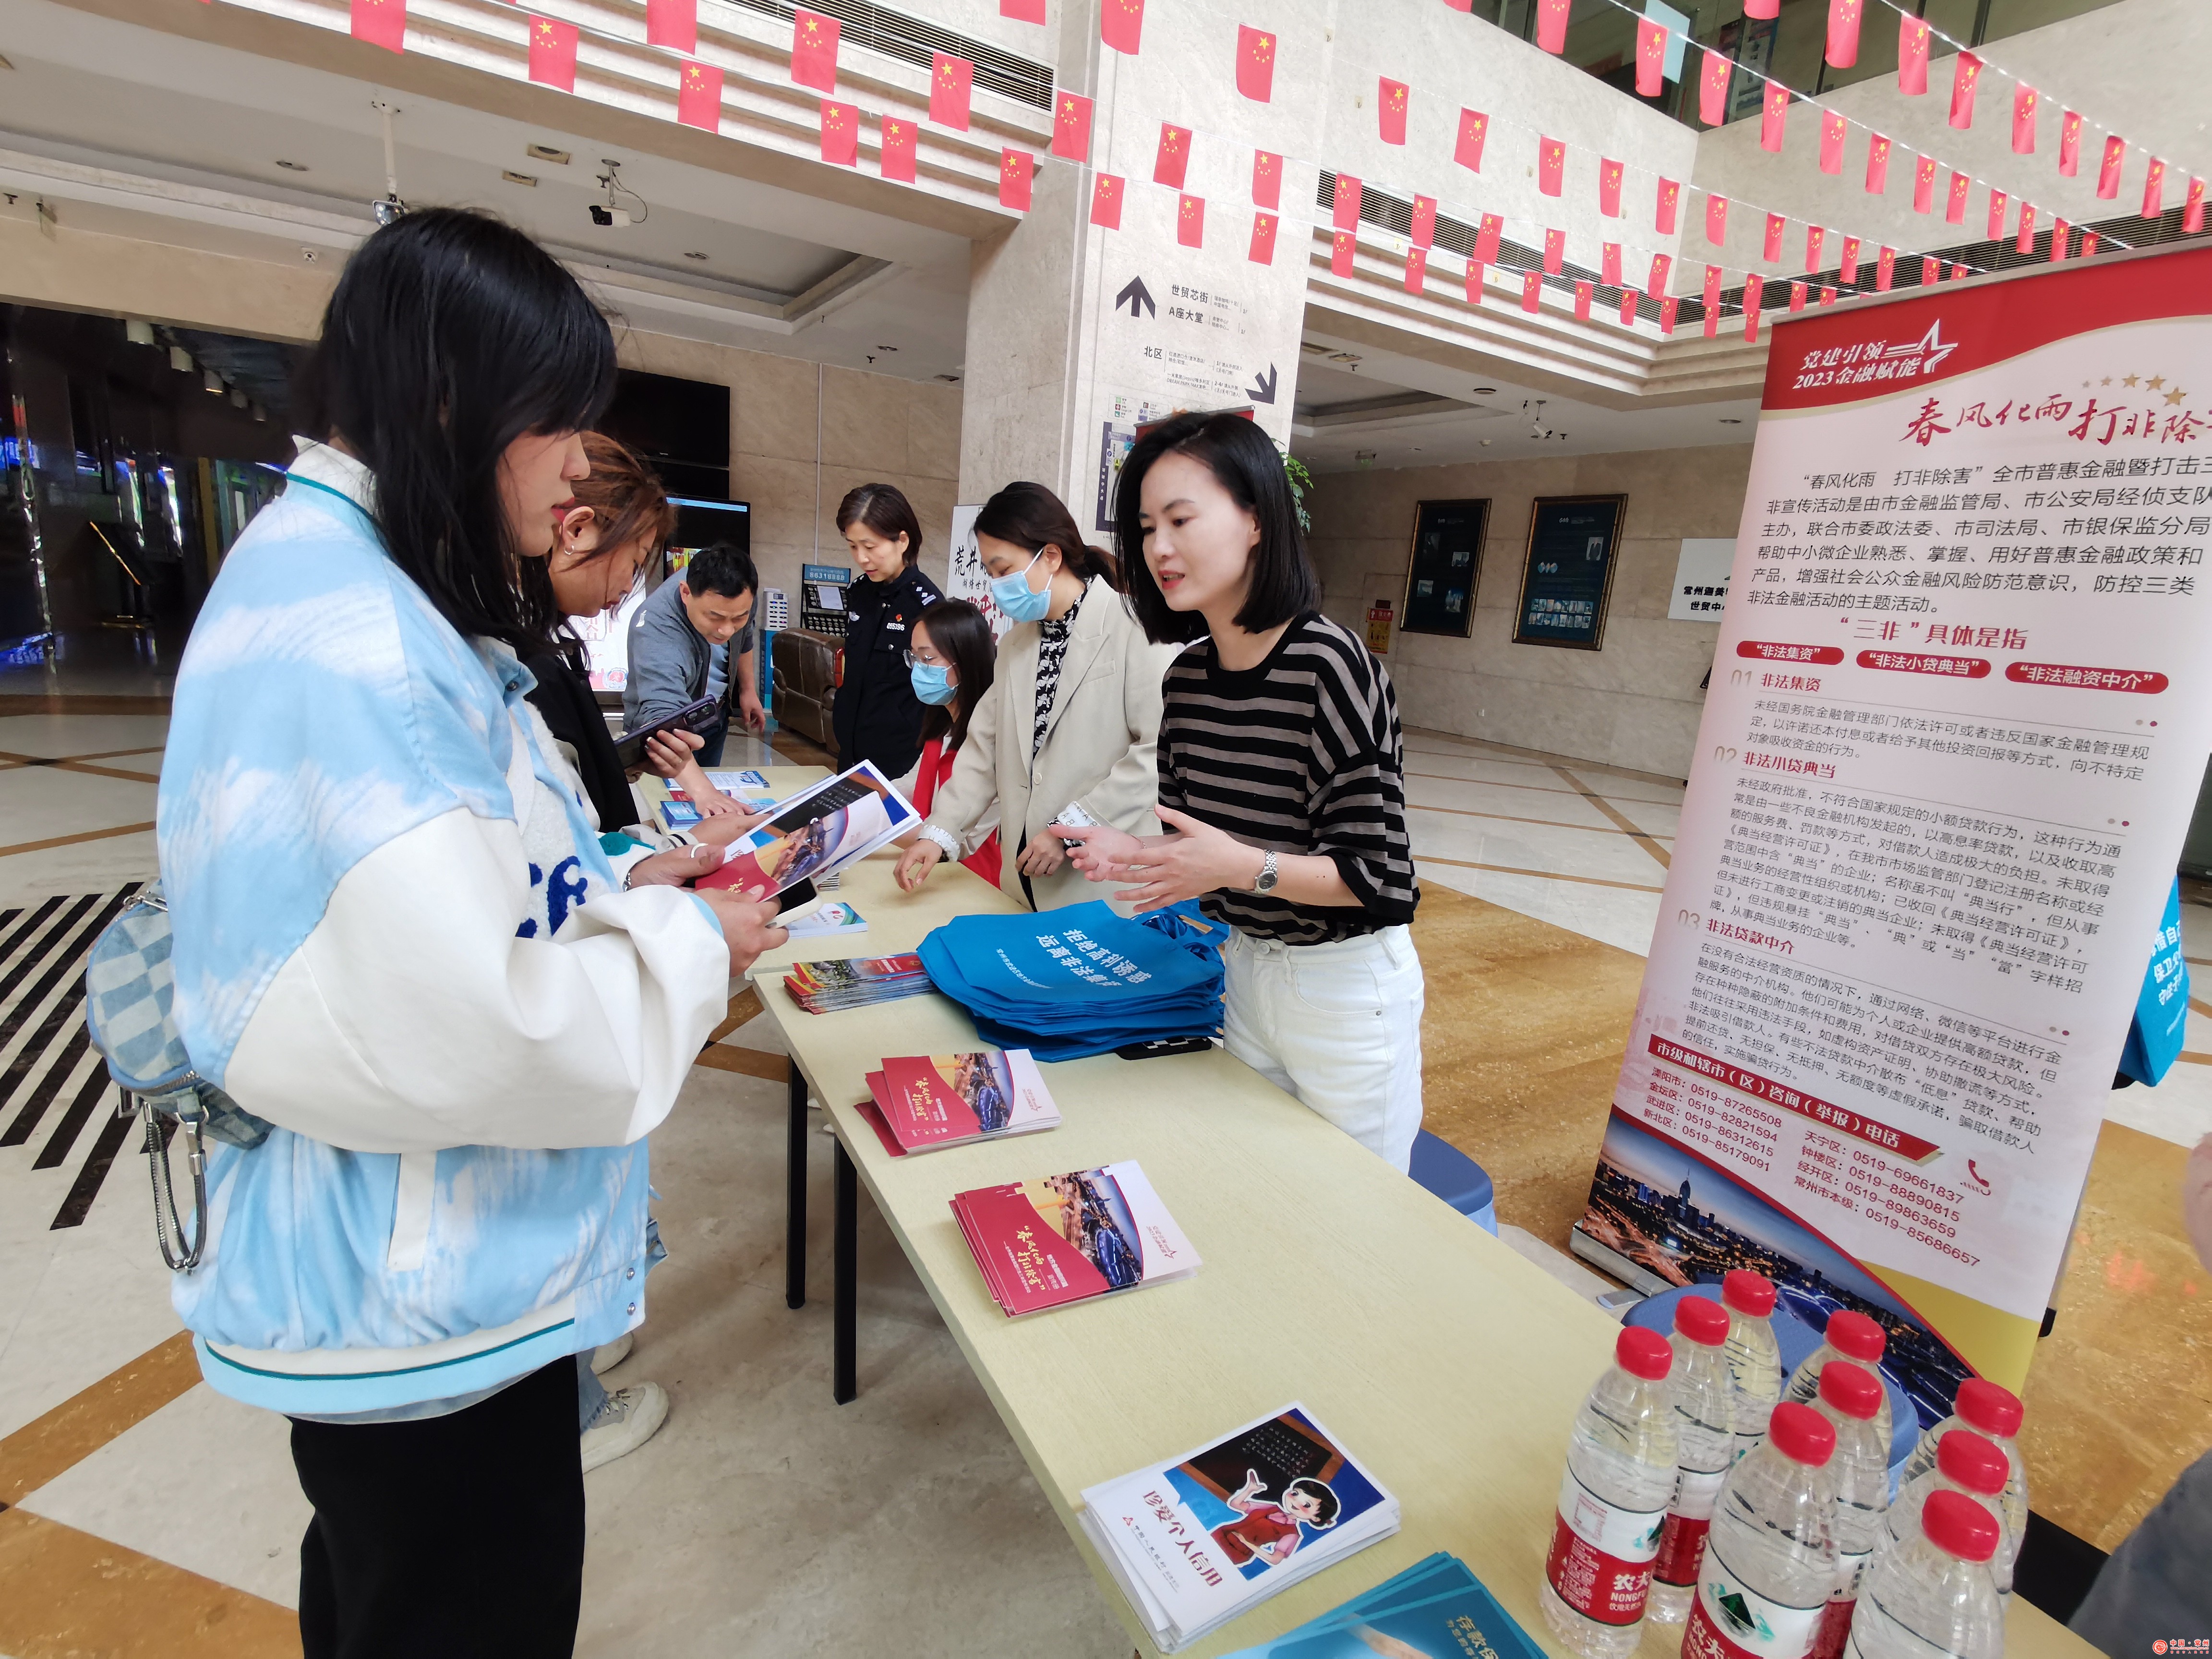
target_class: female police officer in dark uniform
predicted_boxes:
[832,482,943,780]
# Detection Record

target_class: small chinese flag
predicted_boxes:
[1331,171,1360,230]
[1534,0,1568,53]
[1002,0,1044,18]
[1543,228,1564,276]
[1574,279,1593,321]
[1898,15,1929,95]
[1876,246,1895,289]
[2188,178,2207,234]
[1646,251,1671,302]
[2049,218,2069,261]
[1177,194,1204,249]
[1699,48,1731,125]
[1252,151,1281,209]
[820,99,858,167]
[1601,241,1622,285]
[1247,210,1277,264]
[2081,230,2100,256]
[2098,136,2125,199]
[1154,124,1191,190]
[1743,275,1763,341]
[1985,187,2007,240]
[1866,133,1891,194]
[1949,52,1981,129]
[1827,0,1861,67]
[1820,286,1837,305]
[1820,111,1845,174]
[528,16,578,93]
[1092,174,1125,229]
[351,0,405,54]
[1951,262,1970,280]
[1405,245,1428,294]
[1522,269,1544,313]
[1465,257,1486,304]
[1763,213,1785,262]
[1706,192,1728,245]
[647,0,695,53]
[1920,255,1938,285]
[1410,195,1437,247]
[1379,78,1409,144]
[2012,83,2036,154]
[1804,224,1824,269]
[1789,280,1807,313]
[1100,0,1142,55]
[1840,237,1860,283]
[930,54,972,130]
[677,61,722,132]
[1476,214,1502,264]
[1703,263,1721,313]
[880,116,917,182]
[1052,90,1093,162]
[791,11,839,93]
[2058,111,2082,176]
[2142,156,2166,218]
[1912,154,1936,214]
[999,149,1032,211]
[1455,109,1490,171]
[1656,177,1681,235]
[1599,157,1623,217]
[1635,18,1666,97]
[1331,230,1356,278]
[1236,26,1275,102]
[1538,135,1565,197]
[1745,0,1777,14]
[1660,295,1677,335]
[1945,170,1970,226]
[1760,81,1789,153]
[1620,288,1638,326]
[1703,303,1719,340]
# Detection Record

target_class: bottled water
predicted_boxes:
[1652,1295,1736,1624]
[1683,1401,1839,1659]
[1846,1489,2003,1659]
[1721,1270,1784,1461]
[1782,1310,1893,1465]
[1899,1379,2028,1550]
[1541,1326,1682,1659]
[1887,1431,2014,1599]
[1809,1361,1891,1659]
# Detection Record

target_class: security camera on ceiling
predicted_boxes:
[591,161,647,229]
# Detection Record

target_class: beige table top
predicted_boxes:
[745,843,2091,1659]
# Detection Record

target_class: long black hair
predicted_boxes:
[914,598,996,753]
[297,208,616,648]
[973,481,1117,588]
[1114,411,1317,644]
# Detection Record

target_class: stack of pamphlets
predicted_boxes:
[697,761,914,902]
[950,1161,1196,1313]
[657,787,705,830]
[705,769,772,795]
[1079,1405,1400,1652]
[860,1049,1060,1154]
[781,900,868,939]
[1217,1552,1546,1659]
[781,954,932,1015]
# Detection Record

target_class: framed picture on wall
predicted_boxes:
[1512,494,1626,651]
[1400,499,1487,639]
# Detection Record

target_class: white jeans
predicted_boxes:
[1221,925,1426,1172]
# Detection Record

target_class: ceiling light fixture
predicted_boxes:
[275,159,309,172]
[1472,386,1496,395]
[682,250,709,260]
[527,143,572,164]
[503,170,540,187]
[1719,417,1744,424]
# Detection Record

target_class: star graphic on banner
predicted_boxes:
[1390,87,1406,109]
[2147,375,2166,389]
[2123,373,2140,387]
[2169,388,2190,405]
[1255,37,1272,62]
[2102,376,2113,386]
[2081,380,2091,389]
[802,17,819,36]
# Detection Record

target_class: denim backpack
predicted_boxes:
[81,881,272,1271]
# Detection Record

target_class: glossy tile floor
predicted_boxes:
[1,634,2207,1655]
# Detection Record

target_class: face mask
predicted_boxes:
[988,547,1053,623]
[910,662,958,705]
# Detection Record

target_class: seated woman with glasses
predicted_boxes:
[890,598,1002,889]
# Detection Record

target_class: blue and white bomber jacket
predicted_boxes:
[155,442,729,1418]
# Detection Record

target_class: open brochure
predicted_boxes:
[950,1160,1196,1316]
[1078,1404,1400,1653]
[864,1049,1059,1155]
[696,760,914,902]
[1217,1551,1546,1659]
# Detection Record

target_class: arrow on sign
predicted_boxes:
[1247,364,1279,404]
[1115,275,1155,319]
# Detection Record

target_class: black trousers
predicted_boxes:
[289,1357,584,1659]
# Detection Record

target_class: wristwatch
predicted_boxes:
[1253,850,1280,894]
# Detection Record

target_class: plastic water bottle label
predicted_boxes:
[1684,1543,1827,1659]
[1545,1467,1667,1625]
[1809,1589,1860,1659]
[1654,1466,1728,1588]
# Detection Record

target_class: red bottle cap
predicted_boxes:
[1819,1359,1883,1421]
[1618,1325,1675,1382]
[1935,1429,2008,1495]
[1767,1400,1837,1467]
[1955,1378,2024,1439]
[1722,1269,1776,1317]
[1674,1295,1731,1347]
[1825,1310,1887,1365]
[1923,1488,2001,1563]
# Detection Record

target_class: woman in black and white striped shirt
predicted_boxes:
[1056,411,1426,1169]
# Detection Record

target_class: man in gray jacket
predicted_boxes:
[623,541,762,767]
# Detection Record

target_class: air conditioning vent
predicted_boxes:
[722,0,1054,111]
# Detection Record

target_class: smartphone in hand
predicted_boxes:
[614,696,721,770]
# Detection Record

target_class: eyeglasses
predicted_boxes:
[902,649,947,667]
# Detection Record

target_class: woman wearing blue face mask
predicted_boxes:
[890,599,1003,888]
[894,482,1179,910]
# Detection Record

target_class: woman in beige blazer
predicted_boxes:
[895,482,1179,910]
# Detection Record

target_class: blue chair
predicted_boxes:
[1410,1130,1497,1235]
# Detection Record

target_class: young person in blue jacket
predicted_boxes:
[155,208,786,1656]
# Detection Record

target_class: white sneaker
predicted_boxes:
[580,1382,669,1473]
[589,1333,633,1375]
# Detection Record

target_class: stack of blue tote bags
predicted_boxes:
[916,899,1225,1061]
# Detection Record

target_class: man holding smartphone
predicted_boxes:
[625,541,764,808]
